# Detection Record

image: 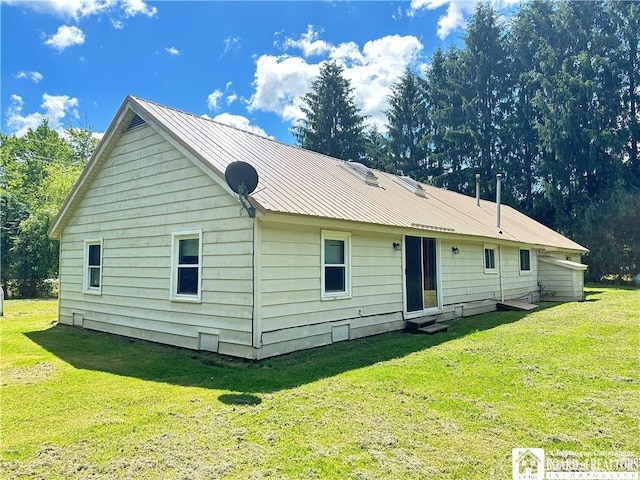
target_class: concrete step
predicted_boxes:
[405,316,436,333]
[417,323,449,335]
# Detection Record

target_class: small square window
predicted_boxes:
[84,239,103,294]
[520,249,531,272]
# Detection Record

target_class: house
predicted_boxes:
[513,448,545,480]
[48,96,588,359]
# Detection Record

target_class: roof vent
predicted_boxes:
[124,114,146,132]
[341,161,379,186]
[394,175,427,197]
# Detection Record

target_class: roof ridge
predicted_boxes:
[129,95,311,154]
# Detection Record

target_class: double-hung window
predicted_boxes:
[484,245,497,273]
[520,249,531,273]
[84,239,103,294]
[321,231,351,299]
[171,230,203,302]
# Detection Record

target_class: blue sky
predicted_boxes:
[1,0,517,144]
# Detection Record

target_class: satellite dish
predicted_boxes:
[225,161,258,196]
[224,161,258,217]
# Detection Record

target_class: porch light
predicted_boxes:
[452,247,460,254]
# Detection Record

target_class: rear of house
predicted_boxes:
[49,96,588,359]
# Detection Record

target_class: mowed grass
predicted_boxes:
[1,287,638,479]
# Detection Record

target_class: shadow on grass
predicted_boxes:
[26,303,562,395]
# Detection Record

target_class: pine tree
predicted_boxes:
[384,69,429,179]
[461,2,510,199]
[293,61,366,162]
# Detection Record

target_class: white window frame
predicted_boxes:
[519,248,532,274]
[170,230,203,303]
[321,230,352,300]
[83,238,103,295]
[483,244,497,274]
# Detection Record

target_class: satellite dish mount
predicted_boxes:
[224,161,259,218]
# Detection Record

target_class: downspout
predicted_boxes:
[498,244,504,302]
[496,173,502,229]
[496,174,504,302]
[251,214,262,358]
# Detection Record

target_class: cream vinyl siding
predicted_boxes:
[259,221,404,357]
[439,241,540,315]
[57,126,254,357]
[538,255,586,302]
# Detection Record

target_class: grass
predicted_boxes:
[1,287,638,479]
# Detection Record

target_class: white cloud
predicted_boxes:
[11,0,156,22]
[211,113,271,138]
[207,90,224,110]
[206,82,239,110]
[6,93,79,137]
[15,70,44,83]
[223,36,240,55]
[249,28,425,131]
[32,0,116,19]
[111,19,124,29]
[283,24,332,57]
[122,0,157,18]
[44,25,85,51]
[165,46,180,56]
[248,55,320,122]
[408,0,518,39]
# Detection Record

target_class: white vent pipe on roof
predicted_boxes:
[496,173,502,229]
[475,173,481,206]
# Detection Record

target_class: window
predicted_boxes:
[171,231,203,302]
[84,239,103,294]
[484,246,496,273]
[321,231,351,299]
[520,249,531,272]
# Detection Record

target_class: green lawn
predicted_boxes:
[1,287,639,479]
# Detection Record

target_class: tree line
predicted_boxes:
[1,122,99,297]
[294,0,640,282]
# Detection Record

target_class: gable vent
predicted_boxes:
[394,175,427,198]
[341,161,379,186]
[124,114,147,132]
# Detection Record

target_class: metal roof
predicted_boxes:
[50,96,588,253]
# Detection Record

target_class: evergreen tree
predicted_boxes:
[426,47,475,191]
[362,126,391,172]
[610,0,640,186]
[384,69,429,179]
[461,2,510,200]
[293,61,367,161]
